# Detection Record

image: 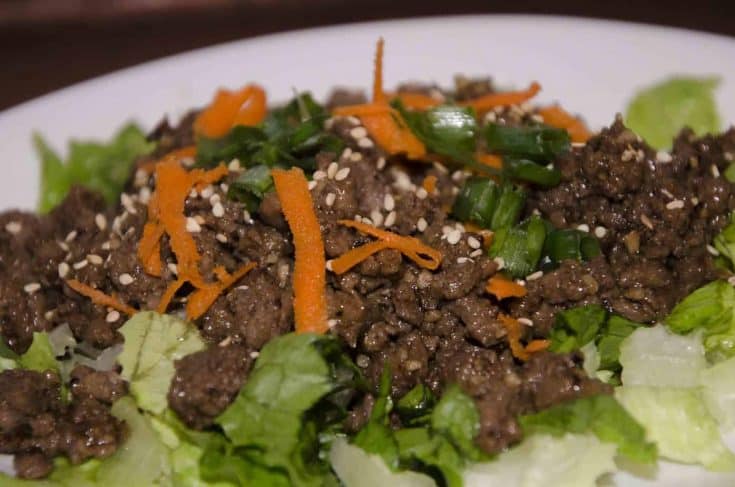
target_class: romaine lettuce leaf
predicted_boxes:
[625,77,721,149]
[700,356,735,432]
[35,124,155,213]
[463,433,616,487]
[18,332,57,373]
[0,339,19,371]
[117,312,206,414]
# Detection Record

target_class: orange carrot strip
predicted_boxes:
[194,84,267,138]
[186,262,256,320]
[525,339,551,353]
[498,314,530,361]
[330,240,389,275]
[66,279,137,316]
[156,278,186,314]
[537,105,592,143]
[422,175,437,194]
[476,153,503,169]
[139,222,165,276]
[338,219,442,270]
[460,82,541,112]
[272,168,328,334]
[396,92,441,110]
[486,275,527,300]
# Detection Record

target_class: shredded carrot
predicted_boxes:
[525,339,551,353]
[272,168,328,334]
[332,219,442,274]
[396,92,441,110]
[498,314,530,361]
[66,279,137,316]
[331,39,427,159]
[186,262,256,320]
[537,105,592,143]
[194,84,267,138]
[476,153,503,169]
[156,278,186,314]
[459,82,541,113]
[486,275,527,299]
[422,175,437,194]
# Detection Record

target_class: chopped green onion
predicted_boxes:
[394,102,478,158]
[488,215,547,278]
[484,124,571,161]
[451,177,499,228]
[503,157,561,187]
[597,315,640,372]
[490,184,526,229]
[396,384,435,423]
[227,165,273,211]
[540,229,601,270]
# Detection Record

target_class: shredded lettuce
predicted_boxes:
[700,357,735,432]
[18,332,58,373]
[34,124,155,213]
[625,77,721,149]
[117,312,206,415]
[463,433,616,487]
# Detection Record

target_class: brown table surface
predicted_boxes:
[1,0,733,111]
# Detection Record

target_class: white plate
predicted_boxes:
[1,14,734,486]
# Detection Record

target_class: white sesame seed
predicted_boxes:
[725,152,734,162]
[87,254,103,265]
[666,200,685,210]
[200,185,214,199]
[656,151,673,163]
[446,229,461,245]
[101,241,111,251]
[350,126,368,139]
[636,149,645,162]
[228,159,242,171]
[493,257,505,270]
[526,270,544,281]
[323,117,335,130]
[249,351,260,359]
[358,138,374,149]
[433,162,448,174]
[327,319,338,329]
[214,233,227,244]
[24,283,41,294]
[327,162,339,179]
[120,193,137,214]
[712,165,721,178]
[661,188,674,199]
[212,202,225,218]
[138,186,151,204]
[326,260,334,271]
[57,241,69,252]
[313,170,327,181]
[194,215,206,225]
[576,224,590,233]
[370,210,384,227]
[640,214,654,230]
[451,170,464,183]
[415,188,428,200]
[517,318,534,327]
[707,244,720,256]
[691,197,700,206]
[350,152,363,162]
[467,236,481,249]
[376,157,386,170]
[621,149,635,162]
[341,147,353,159]
[383,194,395,212]
[58,262,70,279]
[118,273,134,286]
[457,257,470,264]
[5,221,22,234]
[414,217,427,232]
[189,189,198,199]
[219,185,228,197]
[73,260,88,270]
[106,310,121,323]
[384,211,397,228]
[354,215,363,223]
[594,226,608,238]
[335,167,351,181]
[307,180,318,190]
[325,193,336,207]
[209,193,221,205]
[361,217,373,225]
[65,230,78,242]
[242,210,252,223]
[186,217,201,233]
[44,310,54,321]
[470,249,483,258]
[392,170,414,191]
[168,263,179,275]
[483,111,497,123]
[180,156,195,167]
[346,116,360,126]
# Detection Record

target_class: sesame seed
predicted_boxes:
[138,187,151,204]
[168,263,178,275]
[666,199,685,210]
[370,210,384,227]
[181,156,195,167]
[661,188,674,199]
[327,319,338,328]
[73,260,88,270]
[349,126,368,139]
[65,230,78,242]
[216,233,228,243]
[356,355,369,368]
[354,215,363,223]
[228,159,242,171]
[451,170,464,183]
[725,152,734,162]
[327,162,339,179]
[493,257,505,270]
[636,149,645,162]
[446,229,461,245]
[313,170,327,180]
[576,224,590,233]
[186,217,202,233]
[44,310,54,321]
[530,114,544,124]
[58,262,70,278]
[87,254,103,265]
[106,310,121,323]
[517,318,534,327]
[212,202,225,218]
[691,197,700,206]
[467,236,481,249]
[194,215,206,225]
[484,111,497,123]
[346,116,360,126]
[457,257,470,264]
[24,283,41,294]
[200,185,214,199]
[335,167,351,181]
[5,221,21,234]
[571,142,586,148]
[526,270,544,281]
[415,217,428,232]
[118,273,134,286]
[384,211,397,228]
[120,193,137,214]
[242,210,252,223]
[594,226,608,238]
[470,249,483,258]
[249,351,260,359]
[209,193,221,205]
[326,260,334,271]
[384,194,395,212]
[640,214,654,230]
[57,241,70,252]
[358,138,374,149]
[711,164,721,178]
[621,149,635,162]
[707,244,720,256]
[341,148,353,160]
[392,170,414,191]
[307,180,318,190]
[361,217,373,225]
[323,118,335,130]
[325,193,336,207]
[350,152,363,162]
[433,162,448,174]
[376,157,386,170]
[101,241,111,250]
[415,188,428,200]
[656,151,673,163]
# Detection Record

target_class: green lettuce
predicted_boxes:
[18,332,58,373]
[35,124,155,213]
[701,357,735,432]
[117,312,206,415]
[625,77,721,149]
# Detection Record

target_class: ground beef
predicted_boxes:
[168,344,254,429]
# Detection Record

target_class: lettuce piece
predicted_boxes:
[700,356,735,432]
[35,124,155,213]
[330,438,436,487]
[619,324,707,387]
[18,332,58,373]
[714,213,735,267]
[430,385,484,461]
[353,368,399,467]
[117,312,206,414]
[549,304,607,353]
[463,433,616,487]
[666,280,735,361]
[519,395,657,464]
[615,386,735,471]
[625,77,721,149]
[0,459,100,486]
[0,339,19,371]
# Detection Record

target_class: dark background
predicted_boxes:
[1,0,733,111]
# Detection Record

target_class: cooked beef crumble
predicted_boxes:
[2,84,734,477]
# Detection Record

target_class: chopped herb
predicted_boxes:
[484,124,571,161]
